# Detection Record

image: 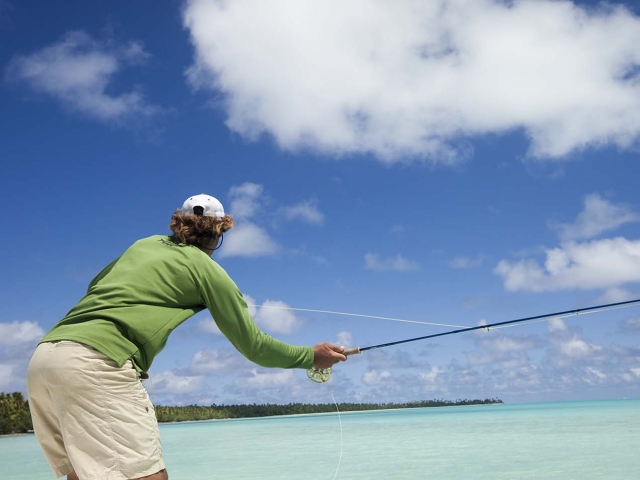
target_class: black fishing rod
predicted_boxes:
[307,298,640,383]
[343,298,640,356]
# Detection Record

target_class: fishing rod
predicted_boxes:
[307,297,640,383]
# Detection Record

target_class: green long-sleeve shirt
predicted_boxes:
[41,235,314,372]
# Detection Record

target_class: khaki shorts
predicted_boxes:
[27,341,165,479]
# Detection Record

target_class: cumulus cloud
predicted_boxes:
[189,348,247,374]
[219,182,325,258]
[219,182,278,257]
[228,182,264,219]
[219,222,279,258]
[365,253,420,272]
[620,317,640,333]
[0,364,14,390]
[334,331,353,347]
[243,368,295,389]
[183,0,640,163]
[419,366,446,388]
[280,200,324,225]
[0,321,43,392]
[150,370,206,395]
[449,254,485,269]
[468,328,538,365]
[197,316,222,335]
[362,370,395,386]
[0,321,44,345]
[597,287,638,303]
[5,31,159,123]
[495,237,640,292]
[420,318,640,399]
[550,194,640,241]
[367,350,417,369]
[497,193,640,292]
[547,318,607,366]
[198,294,303,335]
[254,301,302,335]
[242,294,303,334]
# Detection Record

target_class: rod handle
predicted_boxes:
[344,347,361,356]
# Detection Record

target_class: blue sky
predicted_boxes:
[2,0,640,406]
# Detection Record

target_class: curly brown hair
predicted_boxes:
[169,211,235,248]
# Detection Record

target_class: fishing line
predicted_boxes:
[247,304,468,329]
[308,298,640,383]
[331,392,343,480]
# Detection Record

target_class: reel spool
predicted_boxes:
[307,347,360,383]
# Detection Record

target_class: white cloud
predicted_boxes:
[244,368,294,389]
[189,348,246,374]
[495,237,640,292]
[221,183,325,257]
[362,370,394,386]
[449,255,485,269]
[621,317,640,333]
[468,326,538,365]
[365,253,420,272]
[280,200,324,225]
[551,194,640,241]
[200,294,302,335]
[298,316,640,402]
[252,300,302,335]
[183,0,640,163]
[6,31,159,123]
[419,366,445,385]
[228,182,264,219]
[598,287,638,303]
[0,321,44,345]
[218,222,279,258]
[334,331,353,347]
[150,370,205,394]
[243,294,258,317]
[547,319,606,365]
[367,350,417,369]
[0,364,14,390]
[197,317,221,335]
[122,41,151,64]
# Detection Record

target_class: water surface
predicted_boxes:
[2,399,638,479]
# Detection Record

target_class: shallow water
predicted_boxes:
[2,399,639,479]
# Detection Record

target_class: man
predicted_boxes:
[27,194,347,480]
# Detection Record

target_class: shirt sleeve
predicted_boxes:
[197,257,314,370]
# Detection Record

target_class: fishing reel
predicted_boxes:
[307,366,333,383]
[307,347,360,383]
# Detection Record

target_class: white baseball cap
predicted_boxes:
[181,194,225,218]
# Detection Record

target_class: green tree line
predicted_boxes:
[0,391,502,433]
[155,398,503,423]
[0,392,33,435]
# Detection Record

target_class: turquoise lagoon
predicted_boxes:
[2,399,639,479]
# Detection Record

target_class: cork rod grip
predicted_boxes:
[343,347,361,356]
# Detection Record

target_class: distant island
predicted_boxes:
[0,391,502,434]
[152,398,504,423]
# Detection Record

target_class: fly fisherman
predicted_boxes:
[27,194,347,480]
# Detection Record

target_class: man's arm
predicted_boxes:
[198,261,346,369]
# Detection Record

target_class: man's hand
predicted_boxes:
[313,343,347,369]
